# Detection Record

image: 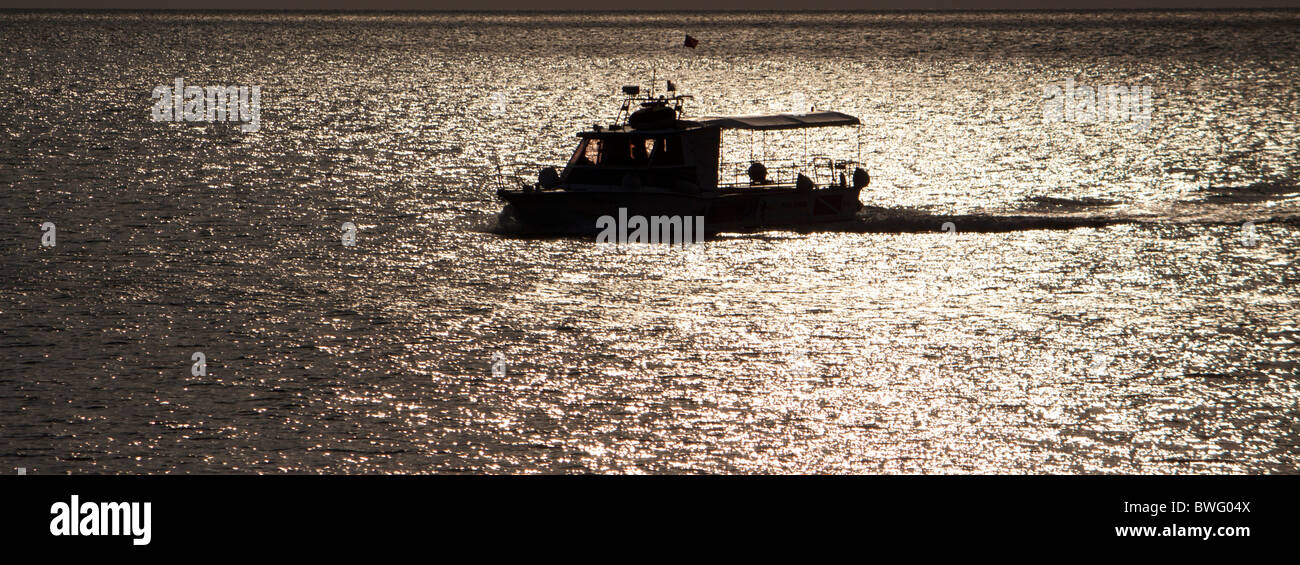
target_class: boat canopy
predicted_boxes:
[694,111,860,131]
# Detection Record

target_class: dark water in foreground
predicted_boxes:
[1,10,1297,473]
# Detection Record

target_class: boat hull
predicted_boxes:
[497,186,863,234]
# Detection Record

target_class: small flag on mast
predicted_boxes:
[684,34,698,49]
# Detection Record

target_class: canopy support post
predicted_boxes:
[857,124,862,165]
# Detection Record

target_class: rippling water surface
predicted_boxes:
[1,10,1297,473]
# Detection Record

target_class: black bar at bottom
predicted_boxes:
[0,475,1284,554]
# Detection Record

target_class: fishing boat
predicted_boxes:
[494,83,870,235]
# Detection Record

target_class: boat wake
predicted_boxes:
[787,182,1300,235]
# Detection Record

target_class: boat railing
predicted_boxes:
[484,162,546,192]
[717,156,862,189]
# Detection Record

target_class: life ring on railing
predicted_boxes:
[747,161,768,185]
[852,167,870,189]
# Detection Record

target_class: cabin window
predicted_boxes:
[577,138,602,166]
[566,135,689,185]
[648,137,685,167]
[572,137,688,169]
[598,138,648,167]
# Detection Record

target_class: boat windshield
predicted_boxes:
[563,134,694,187]
[568,136,684,169]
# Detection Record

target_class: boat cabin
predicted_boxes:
[548,85,865,194]
[562,126,721,192]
